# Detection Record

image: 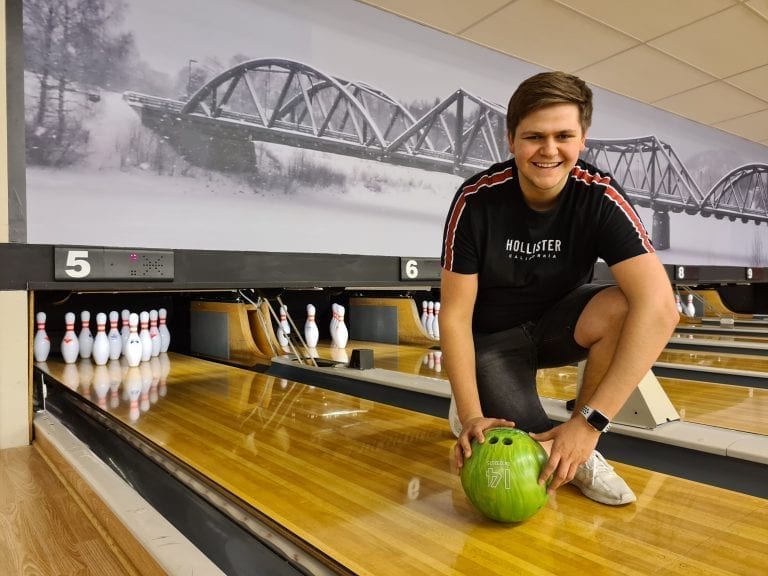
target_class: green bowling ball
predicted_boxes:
[460,427,548,522]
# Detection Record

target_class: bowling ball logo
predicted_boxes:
[460,428,548,522]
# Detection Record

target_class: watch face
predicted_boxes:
[587,410,610,431]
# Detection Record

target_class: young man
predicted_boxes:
[440,71,679,505]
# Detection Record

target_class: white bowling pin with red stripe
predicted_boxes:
[158,308,171,353]
[78,311,93,359]
[139,311,152,362]
[686,294,696,317]
[108,311,122,360]
[149,309,161,357]
[61,312,80,364]
[92,312,110,366]
[334,305,348,349]
[33,312,51,362]
[120,309,131,354]
[304,304,319,348]
[124,313,143,368]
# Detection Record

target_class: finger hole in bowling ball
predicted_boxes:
[503,438,512,445]
[488,437,499,444]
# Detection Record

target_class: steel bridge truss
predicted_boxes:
[124,57,768,223]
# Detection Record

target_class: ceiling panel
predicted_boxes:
[727,65,768,101]
[576,45,715,103]
[654,82,766,125]
[355,0,768,148]
[649,4,768,78]
[747,0,768,19]
[714,109,768,142]
[554,0,738,41]
[461,0,638,71]
[353,0,509,33]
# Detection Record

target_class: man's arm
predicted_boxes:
[532,253,679,490]
[583,253,679,419]
[440,268,514,468]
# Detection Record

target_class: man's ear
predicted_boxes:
[507,132,515,156]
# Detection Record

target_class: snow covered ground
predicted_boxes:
[26,91,462,256]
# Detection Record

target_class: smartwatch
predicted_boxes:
[580,405,611,433]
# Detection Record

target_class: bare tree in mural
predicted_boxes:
[23,0,134,166]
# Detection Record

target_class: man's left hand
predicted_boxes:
[530,418,601,493]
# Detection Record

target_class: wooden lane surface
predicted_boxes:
[39,355,768,576]
[693,290,754,320]
[656,348,768,377]
[312,340,768,436]
[670,331,768,349]
[536,368,768,437]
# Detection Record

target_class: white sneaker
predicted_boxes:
[448,395,462,438]
[571,450,636,505]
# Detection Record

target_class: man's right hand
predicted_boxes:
[454,416,516,471]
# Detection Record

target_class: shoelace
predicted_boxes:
[583,451,614,484]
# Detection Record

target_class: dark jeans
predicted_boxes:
[474,284,609,433]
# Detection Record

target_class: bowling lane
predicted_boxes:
[313,340,444,379]
[668,331,768,354]
[38,354,768,576]
[536,368,768,437]
[655,348,768,380]
[311,339,767,437]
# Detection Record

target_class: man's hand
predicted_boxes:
[454,416,515,471]
[530,417,601,493]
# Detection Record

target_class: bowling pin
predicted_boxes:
[149,309,161,357]
[675,294,683,314]
[124,313,143,368]
[421,301,429,331]
[334,305,348,349]
[92,312,110,366]
[277,305,290,352]
[426,301,435,337]
[33,311,51,362]
[107,311,122,360]
[304,304,319,348]
[330,303,339,347]
[686,294,696,317]
[158,308,171,353]
[120,309,131,354]
[139,311,152,362]
[60,312,80,364]
[78,311,93,359]
[433,302,440,340]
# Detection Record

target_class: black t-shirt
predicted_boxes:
[441,158,654,333]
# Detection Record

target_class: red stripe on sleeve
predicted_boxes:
[443,167,514,270]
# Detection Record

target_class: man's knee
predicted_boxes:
[574,287,628,347]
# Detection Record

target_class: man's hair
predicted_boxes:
[506,71,593,137]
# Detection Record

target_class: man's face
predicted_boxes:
[508,103,587,210]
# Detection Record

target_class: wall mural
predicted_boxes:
[20,0,768,264]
